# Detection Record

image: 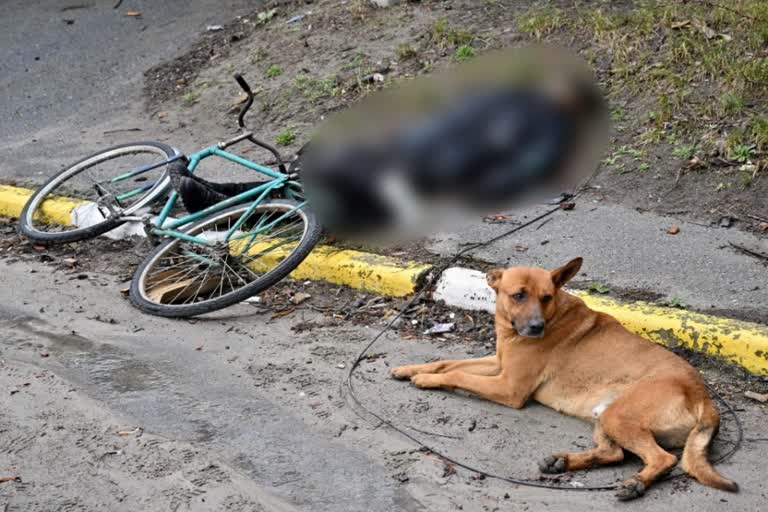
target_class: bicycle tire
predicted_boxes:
[19,141,179,244]
[129,200,321,317]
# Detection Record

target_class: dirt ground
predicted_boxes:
[143,0,768,234]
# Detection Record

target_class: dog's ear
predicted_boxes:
[551,257,582,288]
[486,269,504,291]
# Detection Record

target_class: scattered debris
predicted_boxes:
[424,322,455,335]
[124,10,142,17]
[243,295,261,303]
[559,202,575,211]
[195,345,203,351]
[719,216,733,228]
[117,427,144,437]
[290,292,311,305]
[336,363,346,369]
[286,15,306,24]
[758,222,768,233]
[0,476,22,484]
[667,226,680,235]
[206,25,224,32]
[40,352,49,358]
[103,127,142,135]
[745,391,768,403]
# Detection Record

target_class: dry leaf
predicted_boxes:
[271,308,295,320]
[125,10,142,17]
[671,20,691,29]
[667,226,680,235]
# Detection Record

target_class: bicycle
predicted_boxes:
[19,74,321,317]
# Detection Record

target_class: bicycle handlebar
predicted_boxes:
[234,73,254,129]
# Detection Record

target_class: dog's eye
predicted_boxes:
[541,294,553,304]
[511,291,526,301]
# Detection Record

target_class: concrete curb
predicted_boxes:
[4,184,767,375]
[433,267,768,376]
[0,185,432,297]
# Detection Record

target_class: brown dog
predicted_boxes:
[392,258,737,500]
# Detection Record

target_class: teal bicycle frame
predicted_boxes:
[108,144,306,253]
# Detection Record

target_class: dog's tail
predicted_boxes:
[681,401,738,492]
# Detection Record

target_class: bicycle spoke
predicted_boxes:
[138,201,315,310]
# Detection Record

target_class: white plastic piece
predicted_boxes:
[433,267,496,314]
[70,202,174,240]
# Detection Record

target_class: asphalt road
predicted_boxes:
[0,0,257,182]
[1,258,766,511]
[426,199,768,324]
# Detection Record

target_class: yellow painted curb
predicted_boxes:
[574,291,768,376]
[234,238,432,297]
[289,246,432,297]
[0,185,84,226]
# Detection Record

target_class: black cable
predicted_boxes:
[342,184,743,492]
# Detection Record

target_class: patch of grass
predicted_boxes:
[513,0,768,166]
[294,76,336,102]
[658,296,687,309]
[730,143,755,163]
[265,65,282,78]
[396,43,417,60]
[454,45,475,62]
[603,144,645,169]
[610,108,626,122]
[276,129,296,146]
[749,117,768,152]
[431,19,474,50]
[181,81,209,105]
[672,144,696,160]
[517,6,564,39]
[587,282,611,295]
[720,92,746,115]
[739,168,755,188]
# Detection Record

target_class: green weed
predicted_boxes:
[276,129,296,146]
[454,45,475,62]
[266,65,282,78]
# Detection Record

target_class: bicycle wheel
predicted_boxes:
[129,199,321,317]
[19,141,180,243]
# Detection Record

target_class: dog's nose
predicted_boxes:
[527,320,545,335]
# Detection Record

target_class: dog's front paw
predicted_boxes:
[391,365,415,380]
[410,374,444,389]
[538,455,567,474]
[615,477,646,501]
